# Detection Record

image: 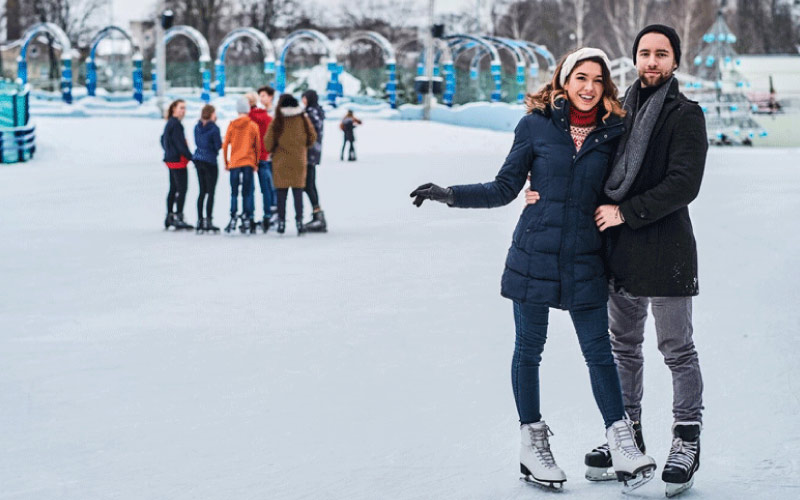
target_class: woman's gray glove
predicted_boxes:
[410,183,454,207]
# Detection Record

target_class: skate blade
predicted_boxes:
[585,466,617,482]
[619,465,656,494]
[520,475,565,492]
[665,476,694,498]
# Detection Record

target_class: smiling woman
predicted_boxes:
[409,47,657,492]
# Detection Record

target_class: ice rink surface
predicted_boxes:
[1,116,798,499]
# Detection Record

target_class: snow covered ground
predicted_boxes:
[1,116,799,499]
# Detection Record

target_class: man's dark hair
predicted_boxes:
[257,85,275,96]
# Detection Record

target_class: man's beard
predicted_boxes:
[639,70,672,87]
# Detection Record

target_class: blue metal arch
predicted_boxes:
[442,34,503,103]
[276,29,337,106]
[86,26,143,103]
[152,25,212,102]
[215,28,277,97]
[336,31,398,108]
[17,23,73,104]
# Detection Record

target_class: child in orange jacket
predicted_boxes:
[222,97,261,233]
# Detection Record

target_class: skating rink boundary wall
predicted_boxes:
[0,82,35,163]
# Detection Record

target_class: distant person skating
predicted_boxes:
[222,97,261,234]
[160,99,194,230]
[340,110,361,161]
[302,89,327,232]
[250,87,276,232]
[192,104,222,233]
[263,94,317,235]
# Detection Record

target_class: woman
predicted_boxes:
[263,94,317,235]
[192,104,222,233]
[160,99,193,230]
[339,110,361,161]
[410,48,656,490]
[302,89,327,232]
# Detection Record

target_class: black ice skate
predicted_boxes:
[224,214,238,233]
[240,216,255,234]
[197,218,219,234]
[663,422,701,498]
[296,220,305,236]
[172,213,193,230]
[206,218,220,233]
[261,216,271,233]
[276,218,286,234]
[164,212,175,229]
[585,420,646,481]
[304,210,327,233]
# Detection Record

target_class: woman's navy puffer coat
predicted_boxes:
[449,102,624,310]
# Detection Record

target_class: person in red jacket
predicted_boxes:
[249,87,276,232]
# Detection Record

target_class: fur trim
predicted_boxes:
[280,106,304,117]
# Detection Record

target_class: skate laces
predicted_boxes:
[612,421,643,459]
[528,424,557,468]
[666,437,697,471]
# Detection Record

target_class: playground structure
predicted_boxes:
[5,21,561,109]
[0,80,35,163]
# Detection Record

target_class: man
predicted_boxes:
[590,25,707,498]
[251,85,276,232]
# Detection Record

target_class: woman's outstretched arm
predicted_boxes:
[448,116,534,208]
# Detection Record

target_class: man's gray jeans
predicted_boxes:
[608,286,704,423]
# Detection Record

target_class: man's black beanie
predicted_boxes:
[632,24,681,67]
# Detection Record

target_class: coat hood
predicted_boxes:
[279,106,304,117]
[230,115,254,130]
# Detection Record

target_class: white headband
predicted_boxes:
[559,48,612,87]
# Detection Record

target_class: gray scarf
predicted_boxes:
[605,77,674,201]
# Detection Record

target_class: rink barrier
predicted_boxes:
[0,80,35,163]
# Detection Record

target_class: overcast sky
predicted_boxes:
[109,0,474,25]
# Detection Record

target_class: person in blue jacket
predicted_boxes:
[192,104,223,233]
[410,48,656,491]
[160,99,194,230]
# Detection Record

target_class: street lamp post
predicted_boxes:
[423,0,435,120]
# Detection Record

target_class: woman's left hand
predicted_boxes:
[594,204,624,232]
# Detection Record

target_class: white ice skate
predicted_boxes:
[519,421,566,491]
[606,419,657,494]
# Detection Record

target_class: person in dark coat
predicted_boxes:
[527,26,707,493]
[592,26,707,492]
[160,99,193,230]
[340,110,361,161]
[192,104,222,233]
[302,89,328,232]
[410,48,655,488]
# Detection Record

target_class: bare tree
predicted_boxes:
[494,0,571,57]
[735,0,797,54]
[666,0,717,63]
[565,0,589,48]
[235,0,299,40]
[599,0,658,58]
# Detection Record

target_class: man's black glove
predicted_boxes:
[410,183,454,207]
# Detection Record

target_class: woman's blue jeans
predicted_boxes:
[512,301,625,428]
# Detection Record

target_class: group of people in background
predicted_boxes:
[159,85,340,236]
